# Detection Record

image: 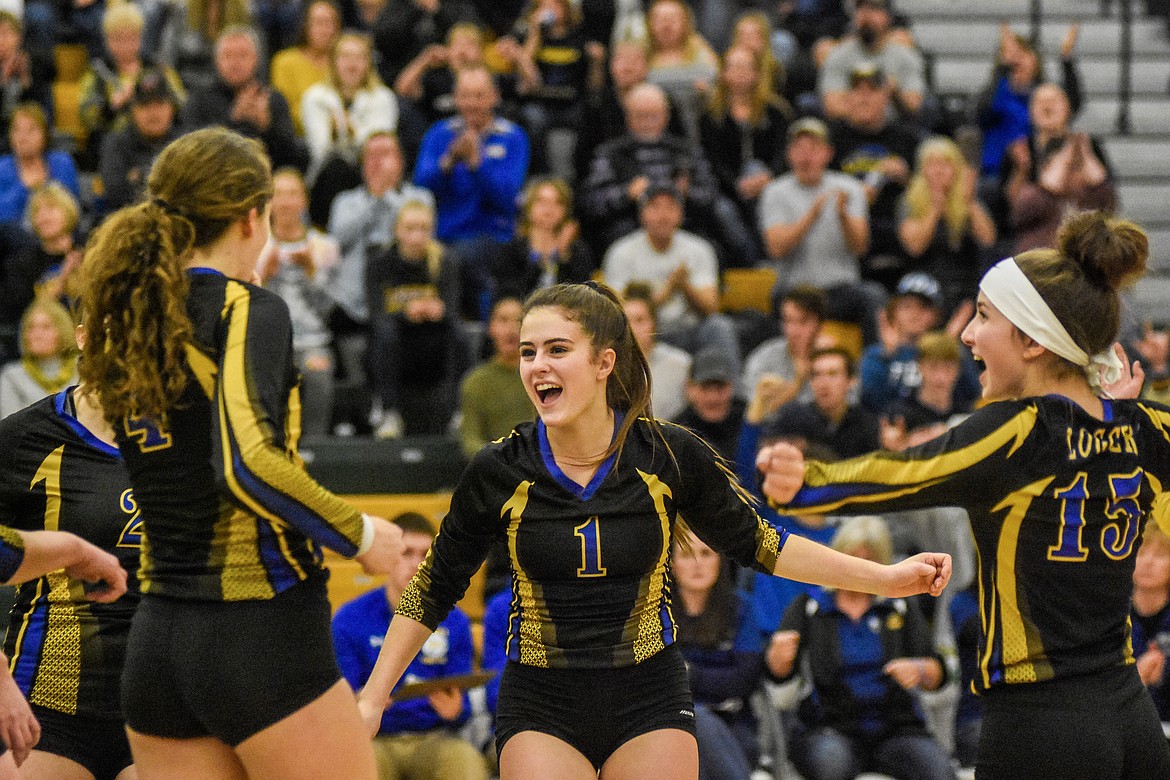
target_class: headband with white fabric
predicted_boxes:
[979,257,1122,390]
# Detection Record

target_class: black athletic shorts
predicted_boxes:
[977,664,1170,780]
[494,644,696,770]
[30,705,132,780]
[121,577,341,747]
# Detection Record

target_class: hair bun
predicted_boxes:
[1056,210,1148,290]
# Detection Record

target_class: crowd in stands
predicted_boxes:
[1,0,1169,776]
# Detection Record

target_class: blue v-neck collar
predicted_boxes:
[536,413,623,500]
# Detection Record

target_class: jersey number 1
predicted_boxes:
[574,516,607,578]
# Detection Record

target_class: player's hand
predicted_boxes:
[355,516,403,576]
[0,667,38,765]
[1100,342,1144,400]
[756,442,806,505]
[882,552,951,598]
[65,541,127,603]
[428,686,463,720]
[357,691,391,737]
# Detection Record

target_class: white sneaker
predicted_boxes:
[376,409,403,439]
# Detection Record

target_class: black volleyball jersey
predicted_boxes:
[0,389,140,718]
[398,418,789,669]
[114,269,364,602]
[780,396,1170,693]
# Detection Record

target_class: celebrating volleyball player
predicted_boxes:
[356,282,951,779]
[759,211,1170,779]
[78,127,401,780]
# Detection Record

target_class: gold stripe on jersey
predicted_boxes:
[989,478,1056,686]
[217,506,276,601]
[799,407,1037,514]
[503,481,557,667]
[184,343,217,398]
[1138,403,1170,445]
[28,572,82,714]
[216,281,363,570]
[630,469,673,663]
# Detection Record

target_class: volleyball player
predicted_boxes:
[356,282,952,779]
[759,211,1170,779]
[0,379,137,779]
[78,127,401,780]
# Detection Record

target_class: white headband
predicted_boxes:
[979,257,1122,390]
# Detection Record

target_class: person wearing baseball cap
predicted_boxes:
[99,67,183,211]
[673,347,746,461]
[859,271,981,413]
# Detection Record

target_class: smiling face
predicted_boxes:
[333,36,370,91]
[519,306,614,430]
[961,292,1031,401]
[24,311,61,358]
[672,530,721,596]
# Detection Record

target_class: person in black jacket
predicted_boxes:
[99,67,181,213]
[179,26,309,173]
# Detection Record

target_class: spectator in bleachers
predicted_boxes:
[728,11,788,102]
[21,181,84,307]
[644,0,717,145]
[1002,82,1115,254]
[699,43,792,258]
[976,22,1082,181]
[490,176,593,299]
[897,135,996,316]
[371,0,474,87]
[767,516,956,780]
[164,0,252,89]
[256,168,339,436]
[99,66,182,211]
[302,31,398,221]
[1131,525,1170,728]
[1134,325,1170,406]
[582,82,752,264]
[859,272,979,415]
[763,346,880,460]
[458,294,532,458]
[602,182,742,378]
[78,2,185,170]
[332,511,488,780]
[741,284,826,410]
[574,38,684,182]
[0,12,54,154]
[326,131,432,431]
[395,22,487,127]
[673,527,765,780]
[271,0,343,134]
[758,117,879,343]
[414,64,529,319]
[621,280,691,422]
[509,0,604,179]
[0,102,79,227]
[878,330,971,453]
[0,296,77,419]
[818,0,925,122]
[366,199,468,437]
[828,63,920,291]
[180,26,310,172]
[673,346,745,462]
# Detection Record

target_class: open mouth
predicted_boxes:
[535,383,563,404]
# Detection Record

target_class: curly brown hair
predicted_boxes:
[79,127,272,425]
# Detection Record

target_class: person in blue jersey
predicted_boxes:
[759,210,1170,779]
[0,378,138,780]
[76,127,402,780]
[354,281,951,779]
[332,511,487,780]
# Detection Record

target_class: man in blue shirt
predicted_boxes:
[333,512,487,780]
[414,65,529,318]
